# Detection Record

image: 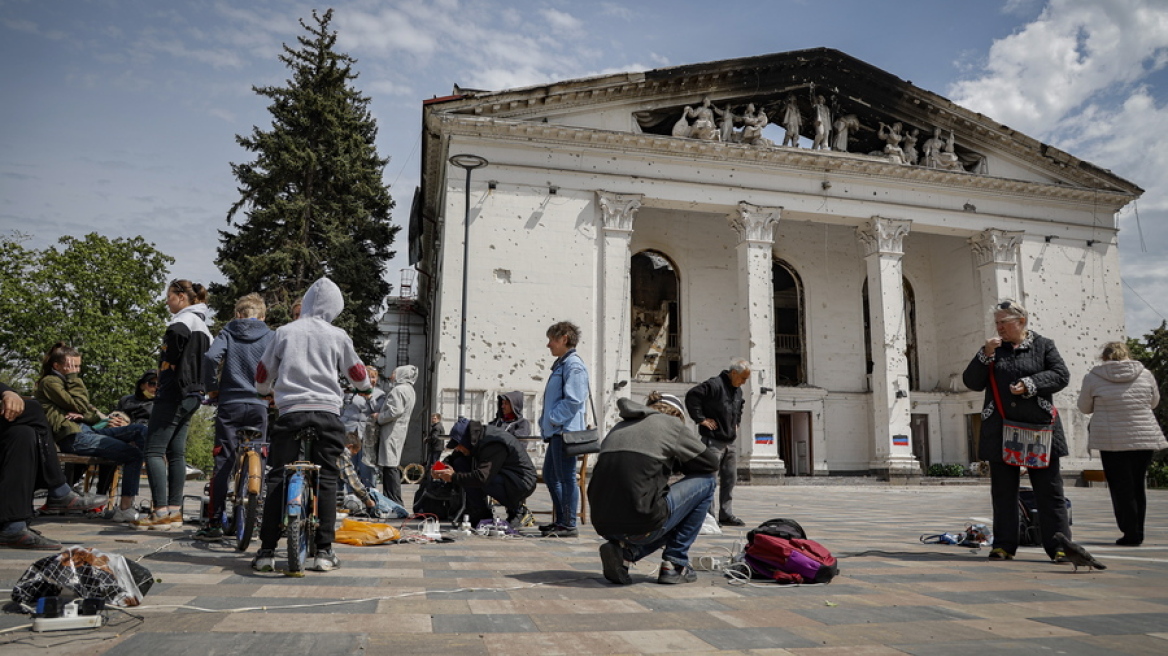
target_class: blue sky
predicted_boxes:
[2,0,1166,337]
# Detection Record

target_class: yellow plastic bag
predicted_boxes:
[334,517,401,546]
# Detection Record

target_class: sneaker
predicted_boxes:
[988,548,1014,560]
[40,491,107,515]
[1116,536,1143,547]
[251,549,276,572]
[132,511,175,531]
[543,526,578,538]
[538,522,557,533]
[1053,551,1070,563]
[657,562,697,585]
[719,515,746,527]
[0,527,62,550]
[167,512,184,528]
[109,507,140,523]
[599,541,632,585]
[506,505,536,529]
[193,524,224,541]
[308,549,340,572]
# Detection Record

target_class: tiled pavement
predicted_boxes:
[2,481,1166,655]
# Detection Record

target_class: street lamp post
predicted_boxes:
[448,153,488,419]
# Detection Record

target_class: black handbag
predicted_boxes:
[561,385,599,457]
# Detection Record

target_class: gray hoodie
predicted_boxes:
[256,278,370,415]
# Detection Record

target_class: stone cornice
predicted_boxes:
[424,114,1136,209]
[856,216,911,257]
[968,229,1024,267]
[596,191,643,232]
[730,202,781,243]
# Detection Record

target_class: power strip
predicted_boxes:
[32,615,103,632]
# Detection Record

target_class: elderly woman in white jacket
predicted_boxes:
[1078,341,1167,546]
[367,365,417,505]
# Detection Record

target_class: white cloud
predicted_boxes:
[540,8,582,32]
[949,0,1168,335]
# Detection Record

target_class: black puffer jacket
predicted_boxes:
[963,332,1070,461]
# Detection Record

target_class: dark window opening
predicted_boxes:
[773,260,805,385]
[631,250,681,382]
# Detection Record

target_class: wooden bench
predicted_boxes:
[57,453,122,510]
[1081,469,1107,487]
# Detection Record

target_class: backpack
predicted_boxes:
[412,474,465,522]
[742,532,838,584]
[746,517,807,542]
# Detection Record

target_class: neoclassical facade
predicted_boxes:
[409,48,1141,480]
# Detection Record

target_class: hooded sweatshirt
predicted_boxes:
[203,318,274,406]
[490,391,530,438]
[588,398,720,537]
[1078,359,1167,452]
[256,278,370,415]
[156,303,212,402]
[368,364,417,467]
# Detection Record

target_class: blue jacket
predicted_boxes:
[203,318,274,406]
[539,349,590,439]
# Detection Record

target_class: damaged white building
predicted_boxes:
[407,48,1142,481]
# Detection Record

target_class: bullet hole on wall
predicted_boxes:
[494,269,512,283]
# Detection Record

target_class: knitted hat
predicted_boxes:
[656,393,685,416]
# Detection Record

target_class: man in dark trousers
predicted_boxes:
[685,358,750,527]
[434,418,537,528]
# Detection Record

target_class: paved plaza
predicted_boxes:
[2,480,1166,655]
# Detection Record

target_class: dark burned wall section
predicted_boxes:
[631,250,680,382]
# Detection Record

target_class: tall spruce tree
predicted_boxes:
[212,9,396,360]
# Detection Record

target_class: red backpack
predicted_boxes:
[743,532,838,584]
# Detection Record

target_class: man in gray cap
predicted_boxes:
[587,392,719,585]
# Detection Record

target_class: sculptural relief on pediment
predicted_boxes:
[637,87,988,175]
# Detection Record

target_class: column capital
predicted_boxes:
[596,191,643,232]
[856,216,911,257]
[968,229,1023,266]
[730,202,781,243]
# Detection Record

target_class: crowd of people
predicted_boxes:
[1,292,1163,586]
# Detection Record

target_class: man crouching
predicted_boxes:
[587,392,719,584]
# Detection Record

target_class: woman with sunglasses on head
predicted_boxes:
[963,300,1072,562]
[132,280,212,530]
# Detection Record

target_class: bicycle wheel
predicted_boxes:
[286,471,309,575]
[235,490,260,552]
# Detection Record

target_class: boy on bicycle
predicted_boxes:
[196,293,274,541]
[252,278,372,573]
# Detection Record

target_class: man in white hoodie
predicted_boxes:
[251,278,372,573]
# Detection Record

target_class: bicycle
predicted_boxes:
[281,426,321,576]
[222,426,267,552]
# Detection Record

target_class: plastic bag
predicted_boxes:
[699,513,723,536]
[11,546,150,609]
[334,517,402,546]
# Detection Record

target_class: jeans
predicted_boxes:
[989,453,1070,558]
[1101,449,1155,542]
[207,402,269,523]
[145,396,200,507]
[258,411,344,550]
[703,438,737,519]
[542,434,578,528]
[71,423,147,497]
[605,473,715,567]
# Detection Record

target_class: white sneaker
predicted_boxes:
[109,507,140,523]
[308,550,340,572]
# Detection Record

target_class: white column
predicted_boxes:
[730,202,784,482]
[969,229,1023,335]
[855,216,917,479]
[595,191,641,432]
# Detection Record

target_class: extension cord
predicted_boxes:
[32,615,102,632]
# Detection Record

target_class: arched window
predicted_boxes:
[862,277,920,391]
[773,259,805,385]
[631,250,681,382]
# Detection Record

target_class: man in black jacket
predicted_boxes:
[588,393,719,585]
[434,418,537,527]
[685,358,750,527]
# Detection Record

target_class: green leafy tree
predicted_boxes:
[0,232,172,407]
[212,8,396,359]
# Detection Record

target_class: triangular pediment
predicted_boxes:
[424,48,1140,195]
